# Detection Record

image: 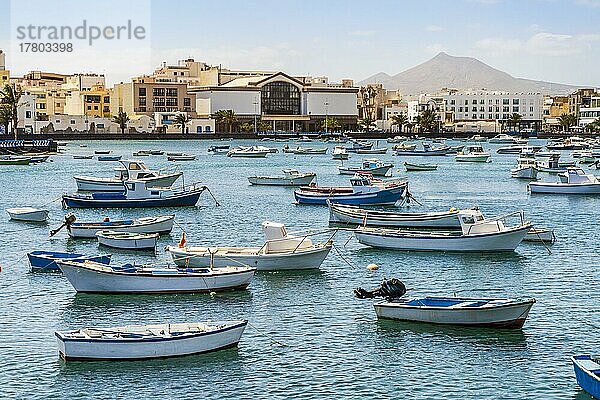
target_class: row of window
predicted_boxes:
[86,105,110,112]
[138,88,179,97]
[84,95,110,103]
[451,106,534,113]
[455,114,536,120]
[448,98,536,106]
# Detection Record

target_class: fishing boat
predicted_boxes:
[149,150,165,156]
[255,145,278,153]
[404,162,438,171]
[166,152,183,157]
[55,214,175,238]
[6,207,49,222]
[283,145,328,155]
[0,156,30,165]
[328,202,462,228]
[466,134,488,142]
[392,143,417,151]
[575,151,596,164]
[338,159,393,176]
[62,181,206,208]
[57,260,255,293]
[387,136,408,143]
[511,153,538,180]
[98,156,122,162]
[72,154,94,160]
[546,136,590,150]
[294,174,408,205]
[227,146,269,158]
[345,140,373,153]
[356,147,388,155]
[394,143,451,156]
[496,145,527,154]
[529,167,600,194]
[354,209,531,251]
[94,150,111,155]
[167,221,332,271]
[455,145,491,162]
[248,169,316,186]
[96,231,159,250]
[356,278,535,329]
[167,154,196,161]
[74,160,183,192]
[207,145,230,154]
[489,134,520,144]
[133,150,151,157]
[523,227,556,243]
[27,251,111,272]
[332,146,349,160]
[535,154,569,173]
[572,355,600,399]
[55,320,247,361]
[29,155,50,163]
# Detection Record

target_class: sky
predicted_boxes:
[0,0,599,87]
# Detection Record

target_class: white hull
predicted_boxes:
[338,165,392,176]
[375,300,534,327]
[529,182,600,194]
[354,225,530,251]
[511,167,538,179]
[75,173,182,192]
[332,154,349,160]
[56,321,246,361]
[248,175,316,186]
[329,204,461,228]
[167,245,331,271]
[57,262,255,293]
[97,233,158,250]
[6,208,49,222]
[228,151,268,158]
[68,215,174,238]
[455,155,490,162]
[523,228,555,243]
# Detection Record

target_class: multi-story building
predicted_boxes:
[111,76,195,117]
[542,96,569,131]
[65,84,111,117]
[568,88,598,116]
[191,72,358,132]
[0,50,9,85]
[578,96,600,128]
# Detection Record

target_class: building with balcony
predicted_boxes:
[578,96,600,128]
[64,84,111,117]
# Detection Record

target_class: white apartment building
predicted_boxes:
[442,90,543,122]
[579,96,600,128]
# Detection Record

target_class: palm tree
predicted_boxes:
[214,109,237,134]
[359,116,376,133]
[173,114,190,134]
[405,122,415,134]
[585,117,600,134]
[320,117,341,133]
[509,113,522,133]
[112,110,130,134]
[0,84,23,139]
[0,104,12,136]
[417,109,438,133]
[390,113,408,133]
[558,113,577,133]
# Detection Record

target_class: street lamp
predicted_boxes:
[253,97,258,134]
[324,98,329,134]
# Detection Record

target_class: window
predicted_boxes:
[139,98,146,106]
[503,99,509,105]
[464,100,468,105]
[530,106,534,112]
[495,114,499,119]
[472,107,477,112]
[479,99,485,104]
[488,107,492,112]
[260,81,301,115]
[139,87,146,96]
[166,88,178,97]
[450,99,455,105]
[495,99,500,105]
[513,99,519,104]
[94,106,98,110]
[153,98,165,106]
[205,126,211,133]
[70,120,75,124]
[166,98,177,106]
[503,106,509,112]
[459,107,463,112]
[104,96,110,103]
[26,111,31,118]
[472,100,477,104]
[480,114,484,119]
[472,114,477,119]
[87,106,91,110]
[479,107,484,112]
[183,98,191,107]
[153,88,165,97]
[513,106,519,112]
[103,106,109,113]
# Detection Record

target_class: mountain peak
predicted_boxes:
[358,53,577,95]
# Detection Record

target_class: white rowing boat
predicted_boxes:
[248,169,316,186]
[56,320,247,361]
[6,207,49,222]
[96,231,159,250]
[64,215,175,238]
[57,260,256,293]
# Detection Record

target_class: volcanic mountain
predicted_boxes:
[358,52,579,95]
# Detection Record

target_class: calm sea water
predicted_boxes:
[0,138,598,399]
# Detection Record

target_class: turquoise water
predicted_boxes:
[0,139,598,399]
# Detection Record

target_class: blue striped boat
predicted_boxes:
[294,175,408,206]
[572,355,600,399]
[28,251,111,272]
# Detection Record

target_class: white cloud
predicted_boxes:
[348,30,376,37]
[426,25,444,32]
[475,32,600,57]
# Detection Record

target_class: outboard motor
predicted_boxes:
[354,278,407,300]
[49,213,77,237]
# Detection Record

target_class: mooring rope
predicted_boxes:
[247,321,288,347]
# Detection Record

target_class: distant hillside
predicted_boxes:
[358,52,580,95]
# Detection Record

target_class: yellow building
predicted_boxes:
[64,84,111,117]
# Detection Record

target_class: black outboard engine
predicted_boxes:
[354,278,407,300]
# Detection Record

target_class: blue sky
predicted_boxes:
[1,0,599,86]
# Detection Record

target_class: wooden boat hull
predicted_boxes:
[227,151,268,158]
[328,203,461,228]
[374,298,535,328]
[523,228,555,243]
[294,184,407,206]
[248,174,316,186]
[67,215,175,238]
[338,165,392,176]
[168,156,196,161]
[96,232,159,250]
[6,208,49,222]
[511,167,538,179]
[74,173,182,192]
[28,251,111,272]
[354,224,531,252]
[56,320,247,361]
[529,182,600,194]
[404,162,437,171]
[57,262,255,293]
[455,154,491,162]
[355,148,388,154]
[62,189,203,208]
[167,244,331,271]
[572,356,600,399]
